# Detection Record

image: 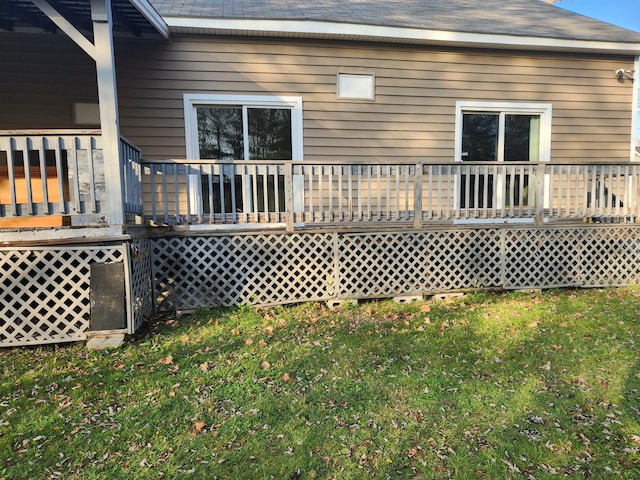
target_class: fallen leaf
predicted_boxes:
[528,321,540,329]
[200,362,209,372]
[259,339,268,348]
[282,372,291,382]
[193,421,206,433]
[181,334,190,343]
[630,434,640,444]
[169,391,176,397]
[263,326,274,335]
[245,338,254,346]
[261,360,270,370]
[113,362,125,370]
[540,361,551,371]
[156,354,173,365]
[420,304,431,313]
[231,328,241,335]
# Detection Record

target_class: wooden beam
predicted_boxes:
[30,0,96,59]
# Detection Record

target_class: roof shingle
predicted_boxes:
[149,0,640,44]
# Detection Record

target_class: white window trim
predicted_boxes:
[454,101,552,163]
[183,93,304,160]
[453,101,553,216]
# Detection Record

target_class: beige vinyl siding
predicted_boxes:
[0,33,98,129]
[116,36,636,164]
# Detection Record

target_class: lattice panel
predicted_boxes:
[338,233,431,298]
[577,227,640,287]
[128,239,153,332]
[0,246,123,346]
[425,229,503,292]
[151,233,336,310]
[503,228,581,289]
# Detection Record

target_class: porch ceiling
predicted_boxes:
[0,0,166,37]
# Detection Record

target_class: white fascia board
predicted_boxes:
[163,17,640,55]
[128,0,170,39]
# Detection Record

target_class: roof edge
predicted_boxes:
[129,0,170,39]
[164,17,640,55]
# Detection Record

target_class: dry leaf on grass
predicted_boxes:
[156,354,173,365]
[193,421,206,433]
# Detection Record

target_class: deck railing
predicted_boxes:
[121,136,143,217]
[141,160,640,230]
[0,130,143,226]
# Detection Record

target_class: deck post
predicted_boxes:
[413,161,423,229]
[535,162,546,225]
[284,162,295,232]
[92,0,124,226]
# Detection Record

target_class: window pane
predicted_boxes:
[247,108,292,160]
[461,113,498,161]
[196,107,243,160]
[504,114,540,162]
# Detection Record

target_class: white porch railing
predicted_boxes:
[0,130,143,226]
[141,160,640,229]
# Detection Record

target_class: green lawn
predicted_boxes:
[2,288,640,479]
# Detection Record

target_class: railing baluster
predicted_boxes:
[367,165,372,221]
[338,165,344,222]
[54,137,66,215]
[22,137,34,215]
[5,137,18,216]
[229,164,237,224]
[38,137,49,214]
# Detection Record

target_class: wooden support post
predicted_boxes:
[284,162,295,232]
[413,161,423,229]
[535,162,546,225]
[92,0,124,226]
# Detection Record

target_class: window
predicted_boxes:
[185,94,303,161]
[455,102,551,163]
[455,102,552,210]
[184,94,303,216]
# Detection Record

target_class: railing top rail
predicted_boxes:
[119,135,141,152]
[141,158,640,168]
[0,129,102,136]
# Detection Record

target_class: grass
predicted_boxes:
[2,287,640,479]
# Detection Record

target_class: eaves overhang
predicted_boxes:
[1,0,169,40]
[163,17,640,56]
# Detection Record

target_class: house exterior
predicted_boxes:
[1,0,640,346]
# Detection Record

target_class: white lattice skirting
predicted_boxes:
[151,225,640,311]
[0,241,154,347]
[2,225,638,346]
